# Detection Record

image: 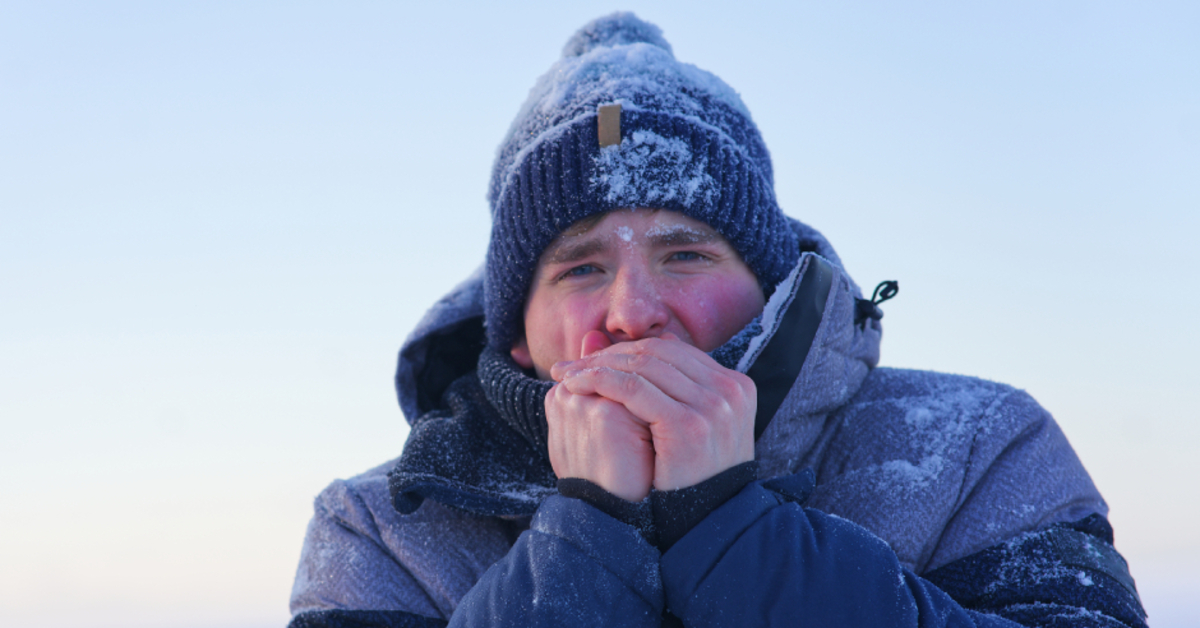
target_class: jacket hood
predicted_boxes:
[395,219,881,444]
[389,218,885,515]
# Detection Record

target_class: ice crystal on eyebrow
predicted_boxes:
[645,223,705,238]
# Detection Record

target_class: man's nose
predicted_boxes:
[605,267,669,342]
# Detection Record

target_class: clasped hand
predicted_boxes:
[546,331,757,502]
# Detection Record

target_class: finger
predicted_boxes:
[567,336,725,389]
[580,330,612,358]
[545,383,655,501]
[548,379,652,428]
[559,366,689,427]
[553,336,694,381]
[560,350,699,403]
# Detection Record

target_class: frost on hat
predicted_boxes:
[484,12,799,352]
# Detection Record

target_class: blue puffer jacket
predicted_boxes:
[288,224,1145,628]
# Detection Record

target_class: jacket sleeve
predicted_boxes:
[289,480,447,620]
[448,494,665,627]
[289,472,521,628]
[660,476,1146,628]
[290,493,665,628]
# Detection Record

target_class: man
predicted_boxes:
[289,13,1145,628]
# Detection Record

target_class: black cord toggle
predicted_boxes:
[855,280,899,326]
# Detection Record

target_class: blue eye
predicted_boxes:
[670,251,703,262]
[564,264,597,278]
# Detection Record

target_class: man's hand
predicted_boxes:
[550,332,756,493]
[545,332,656,501]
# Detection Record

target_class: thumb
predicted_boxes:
[580,330,613,357]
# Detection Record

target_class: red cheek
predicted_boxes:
[669,278,763,351]
[557,298,605,359]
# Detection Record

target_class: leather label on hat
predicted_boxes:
[598,103,622,147]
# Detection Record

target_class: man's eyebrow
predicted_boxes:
[544,237,608,265]
[647,227,722,248]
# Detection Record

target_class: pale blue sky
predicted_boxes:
[2,2,1197,627]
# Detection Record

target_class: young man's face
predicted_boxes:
[511,209,766,379]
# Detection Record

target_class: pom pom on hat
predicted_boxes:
[561,12,673,58]
[484,13,799,353]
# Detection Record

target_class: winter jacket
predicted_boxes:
[288,223,1146,627]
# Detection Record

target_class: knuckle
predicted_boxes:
[617,372,643,396]
[716,375,749,400]
[696,391,720,410]
[627,352,654,372]
[629,340,654,357]
[735,372,756,395]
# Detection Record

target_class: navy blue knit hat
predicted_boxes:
[485,12,799,352]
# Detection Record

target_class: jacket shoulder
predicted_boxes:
[841,367,1062,458]
[291,459,522,620]
[852,367,1024,406]
[808,367,1105,572]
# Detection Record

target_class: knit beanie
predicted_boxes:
[484,12,799,352]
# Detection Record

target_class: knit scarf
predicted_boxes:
[477,347,555,459]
